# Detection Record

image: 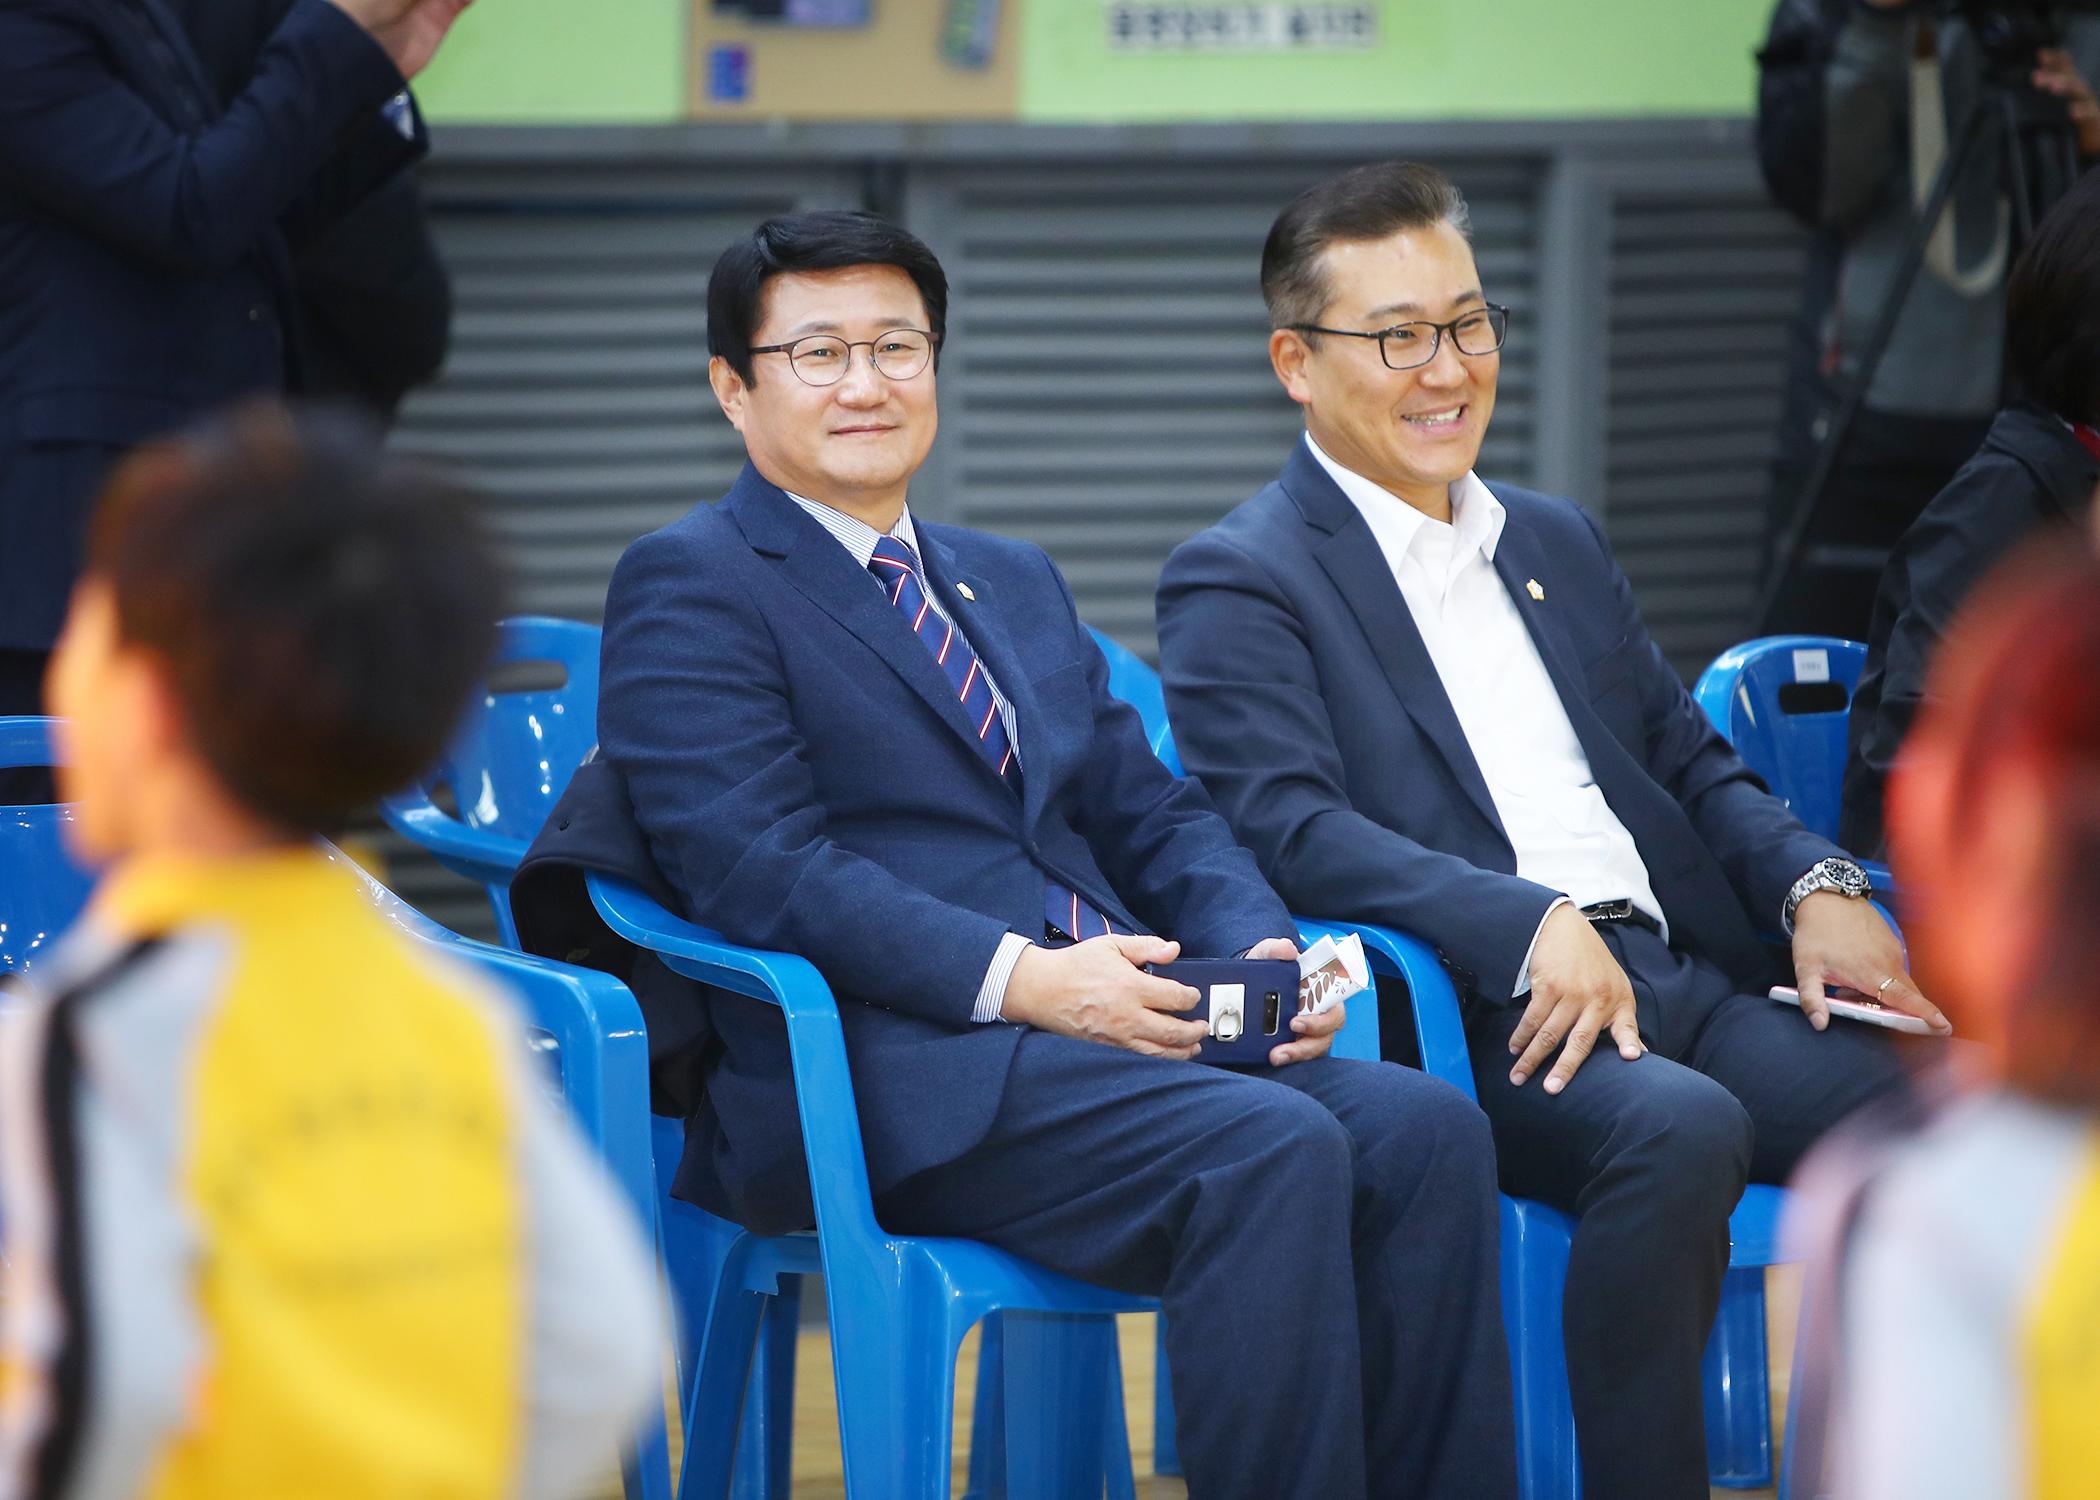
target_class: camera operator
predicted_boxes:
[1755,0,2100,639]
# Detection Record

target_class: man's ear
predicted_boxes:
[125,647,194,767]
[709,355,750,432]
[1270,328,1314,407]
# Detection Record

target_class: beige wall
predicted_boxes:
[690,0,1019,120]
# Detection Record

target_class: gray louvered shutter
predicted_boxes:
[905,156,1541,661]
[367,158,861,937]
[392,158,864,621]
[1601,183,1809,682]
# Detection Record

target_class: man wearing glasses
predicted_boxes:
[1157,163,1936,1498]
[591,211,1519,1500]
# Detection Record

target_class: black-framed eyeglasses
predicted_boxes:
[1288,304,1508,371]
[749,329,942,387]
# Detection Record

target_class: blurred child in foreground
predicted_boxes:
[0,402,661,1499]
[1788,534,2100,1500]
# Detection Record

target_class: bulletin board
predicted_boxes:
[691,0,1022,119]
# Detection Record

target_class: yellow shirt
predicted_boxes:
[0,848,659,1500]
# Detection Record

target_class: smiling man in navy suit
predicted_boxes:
[1157,163,1944,1499]
[597,210,1517,1500]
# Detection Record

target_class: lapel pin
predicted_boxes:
[1526,579,1545,602]
[956,583,977,601]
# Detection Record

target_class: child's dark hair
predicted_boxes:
[86,399,506,835]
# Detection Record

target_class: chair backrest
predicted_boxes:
[1085,626,1183,772]
[1692,636,1866,844]
[316,841,658,1231]
[420,617,603,845]
[0,718,96,978]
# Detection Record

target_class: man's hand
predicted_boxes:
[2034,49,2100,159]
[1001,935,1210,1059]
[1508,904,1644,1095]
[327,0,474,79]
[1241,937,1340,1066]
[1791,891,1951,1034]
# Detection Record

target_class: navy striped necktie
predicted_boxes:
[866,535,1122,944]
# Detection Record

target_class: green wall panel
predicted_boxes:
[1020,0,1774,122]
[414,0,687,123]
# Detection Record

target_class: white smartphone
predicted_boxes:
[1769,985,1941,1036]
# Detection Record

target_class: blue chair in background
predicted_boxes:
[381,616,602,947]
[0,716,675,1500]
[0,717,94,978]
[1692,635,1892,894]
[588,871,1151,1500]
[1089,630,1798,1500]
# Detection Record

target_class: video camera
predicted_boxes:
[1940,0,2100,73]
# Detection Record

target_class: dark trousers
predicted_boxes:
[1465,924,1904,1500]
[0,648,55,805]
[876,1031,1519,1500]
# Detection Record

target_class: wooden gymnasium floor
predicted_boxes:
[608,1265,1800,1500]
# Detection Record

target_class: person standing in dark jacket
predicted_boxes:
[1840,165,2100,857]
[0,0,471,746]
[1754,0,2100,640]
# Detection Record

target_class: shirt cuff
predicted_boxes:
[974,932,1035,1023]
[1513,897,1574,998]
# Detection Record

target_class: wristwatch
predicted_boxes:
[1782,858,1873,936]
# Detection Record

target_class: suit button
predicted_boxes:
[248,303,267,322]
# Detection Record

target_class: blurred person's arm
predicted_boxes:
[511,1063,665,1500]
[0,0,459,278]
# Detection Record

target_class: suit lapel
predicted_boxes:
[1285,452,1504,837]
[1490,515,1656,820]
[728,472,986,754]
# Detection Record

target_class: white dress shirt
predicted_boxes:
[1302,436,1666,993]
[788,494,1032,1021]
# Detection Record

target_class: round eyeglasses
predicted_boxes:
[749,329,941,387]
[1288,304,1508,371]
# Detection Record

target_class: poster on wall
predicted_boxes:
[713,0,871,25]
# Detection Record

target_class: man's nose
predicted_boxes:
[833,347,888,404]
[1417,332,1469,387]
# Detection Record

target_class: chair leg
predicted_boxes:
[1000,1312,1116,1500]
[1703,1265,1774,1489]
[1501,1196,1582,1500]
[678,1282,769,1500]
[1152,1314,1179,1477]
[962,1313,1008,1500]
[730,1279,802,1500]
[1102,1327,1136,1500]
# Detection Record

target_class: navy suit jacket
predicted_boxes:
[1157,442,1839,1008]
[600,465,1295,1235]
[0,0,420,649]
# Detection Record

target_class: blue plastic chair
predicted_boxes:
[588,870,1153,1500]
[1693,636,1892,894]
[0,718,94,978]
[380,616,602,948]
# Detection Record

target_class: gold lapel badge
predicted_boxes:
[956,583,977,601]
[1526,579,1545,602]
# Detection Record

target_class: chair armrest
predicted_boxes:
[379,790,530,887]
[1292,917,1478,1104]
[584,873,885,1247]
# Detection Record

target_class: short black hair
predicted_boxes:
[2007,169,2100,426]
[707,209,949,385]
[1261,161,1472,334]
[86,399,507,836]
